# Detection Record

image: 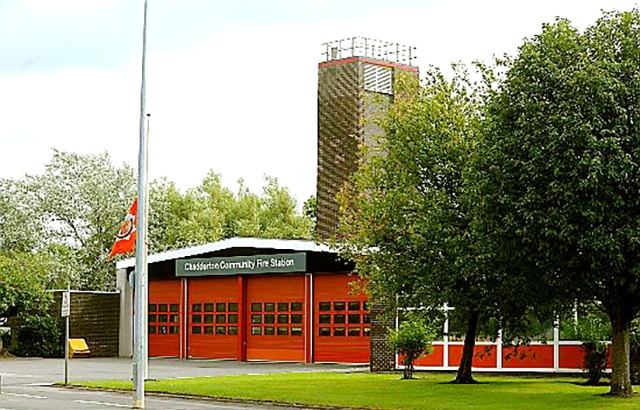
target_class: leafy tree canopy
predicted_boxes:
[479,9,640,396]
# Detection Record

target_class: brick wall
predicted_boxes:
[52,291,120,357]
[369,302,395,371]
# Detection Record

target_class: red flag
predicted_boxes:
[108,199,138,259]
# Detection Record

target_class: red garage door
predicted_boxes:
[313,274,370,363]
[148,280,182,357]
[247,275,305,361]
[187,277,240,359]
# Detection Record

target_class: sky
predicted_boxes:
[1,0,638,205]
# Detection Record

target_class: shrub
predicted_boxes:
[10,314,63,358]
[389,316,436,379]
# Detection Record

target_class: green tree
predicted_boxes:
[303,195,317,239]
[338,69,493,383]
[148,172,312,249]
[389,315,436,379]
[479,10,640,396]
[0,178,46,253]
[30,149,136,290]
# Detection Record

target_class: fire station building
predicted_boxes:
[116,237,371,364]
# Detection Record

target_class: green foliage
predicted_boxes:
[559,304,611,385]
[10,314,63,358]
[0,252,54,317]
[303,196,317,239]
[147,173,312,251]
[479,9,640,395]
[389,316,436,379]
[27,149,136,290]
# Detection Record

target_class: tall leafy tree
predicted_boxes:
[30,149,136,290]
[338,69,493,383]
[479,10,640,396]
[148,172,313,250]
[0,178,45,253]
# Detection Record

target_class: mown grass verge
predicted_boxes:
[74,372,640,409]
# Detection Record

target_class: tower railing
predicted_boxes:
[321,37,416,66]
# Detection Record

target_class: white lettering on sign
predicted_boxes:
[61,291,71,317]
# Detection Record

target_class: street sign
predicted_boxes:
[61,291,70,317]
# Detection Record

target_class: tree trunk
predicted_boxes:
[452,310,479,384]
[609,312,633,397]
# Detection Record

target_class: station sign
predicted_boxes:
[176,253,306,277]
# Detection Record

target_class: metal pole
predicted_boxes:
[133,0,149,408]
[64,287,70,386]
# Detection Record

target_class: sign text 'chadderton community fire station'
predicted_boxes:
[175,253,306,277]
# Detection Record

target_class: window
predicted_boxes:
[216,314,226,324]
[204,326,214,335]
[334,314,345,324]
[192,314,201,324]
[278,314,289,324]
[291,314,303,324]
[251,326,262,335]
[251,303,262,312]
[291,327,303,336]
[348,314,360,324]
[204,303,214,312]
[363,327,371,337]
[158,314,168,323]
[228,303,239,312]
[216,302,226,312]
[334,302,345,311]
[170,304,179,312]
[149,325,156,334]
[277,302,289,312]
[348,301,361,310]
[319,327,331,336]
[251,314,262,324]
[159,304,168,312]
[170,314,179,323]
[334,327,346,336]
[216,326,226,335]
[264,303,275,312]
[319,314,331,324]
[192,326,201,334]
[149,304,157,312]
[277,327,289,336]
[228,314,238,324]
[264,314,275,324]
[204,314,214,324]
[264,326,275,335]
[228,326,238,335]
[159,326,168,334]
[348,327,361,337]
[148,314,157,323]
[319,302,331,311]
[192,304,202,312]
[291,302,303,311]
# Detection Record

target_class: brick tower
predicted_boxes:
[316,37,418,239]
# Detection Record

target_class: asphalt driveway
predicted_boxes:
[0,357,366,387]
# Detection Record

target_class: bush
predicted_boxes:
[10,315,63,358]
[571,311,611,385]
[389,316,436,379]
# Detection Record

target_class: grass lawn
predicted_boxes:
[75,372,640,409]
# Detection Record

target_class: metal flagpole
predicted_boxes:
[133,0,149,408]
